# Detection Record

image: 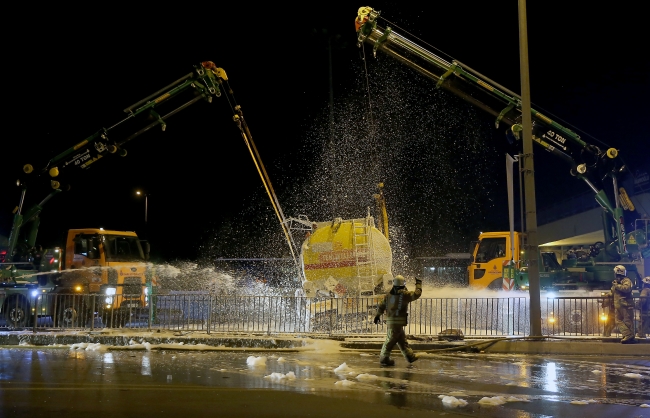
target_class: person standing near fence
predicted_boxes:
[636,277,650,339]
[373,275,422,366]
[612,265,636,344]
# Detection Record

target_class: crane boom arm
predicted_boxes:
[8,62,298,268]
[355,7,634,256]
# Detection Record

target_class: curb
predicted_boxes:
[2,331,649,356]
[0,331,306,350]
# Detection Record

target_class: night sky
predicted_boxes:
[2,2,648,265]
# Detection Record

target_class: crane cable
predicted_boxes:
[238,116,299,268]
[361,43,376,137]
[220,78,299,268]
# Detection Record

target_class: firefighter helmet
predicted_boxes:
[393,275,405,287]
[613,265,626,276]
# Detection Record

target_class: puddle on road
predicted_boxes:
[3,347,649,417]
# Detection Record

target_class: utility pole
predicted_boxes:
[518,0,542,337]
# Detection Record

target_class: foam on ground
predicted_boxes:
[264,371,296,380]
[334,379,355,387]
[440,396,468,407]
[356,373,378,382]
[70,343,108,351]
[246,356,267,366]
[334,363,353,373]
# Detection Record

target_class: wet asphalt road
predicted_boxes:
[1,346,649,418]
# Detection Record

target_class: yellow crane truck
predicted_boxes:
[2,61,292,328]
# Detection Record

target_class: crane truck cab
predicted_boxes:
[469,231,568,291]
[1,228,155,328]
[59,228,154,327]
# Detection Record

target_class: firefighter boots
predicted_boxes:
[621,335,637,344]
[380,357,395,366]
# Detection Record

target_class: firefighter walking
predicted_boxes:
[612,265,636,344]
[636,277,650,339]
[374,275,422,366]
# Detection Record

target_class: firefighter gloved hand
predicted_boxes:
[373,315,381,325]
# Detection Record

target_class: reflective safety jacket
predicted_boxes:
[377,280,422,325]
[612,276,633,309]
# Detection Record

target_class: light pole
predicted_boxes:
[136,190,148,238]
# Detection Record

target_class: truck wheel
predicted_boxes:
[5,297,30,328]
[57,302,88,328]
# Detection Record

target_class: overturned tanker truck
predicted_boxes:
[286,184,394,299]
[283,185,395,329]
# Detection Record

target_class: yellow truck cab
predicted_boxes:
[59,228,154,327]
[468,232,521,290]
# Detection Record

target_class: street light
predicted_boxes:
[136,190,148,237]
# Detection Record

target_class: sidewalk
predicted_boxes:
[2,330,650,356]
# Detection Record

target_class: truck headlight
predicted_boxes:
[105,297,113,304]
[105,287,117,296]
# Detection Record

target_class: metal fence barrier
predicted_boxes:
[0,293,642,338]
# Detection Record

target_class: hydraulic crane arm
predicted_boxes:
[355,7,635,257]
[9,62,298,268]
[21,62,227,189]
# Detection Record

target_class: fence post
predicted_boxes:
[90,295,96,332]
[32,293,39,333]
[456,298,461,337]
[329,299,334,337]
[148,291,153,331]
[207,295,212,335]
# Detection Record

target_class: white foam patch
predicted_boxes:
[623,373,643,378]
[303,339,342,353]
[70,343,107,351]
[591,370,602,374]
[264,371,296,381]
[570,399,597,405]
[246,356,267,366]
[478,396,507,406]
[356,373,378,382]
[441,396,468,407]
[334,363,352,373]
[360,353,372,357]
[277,357,286,363]
[334,379,355,387]
[640,404,649,408]
[505,397,530,403]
